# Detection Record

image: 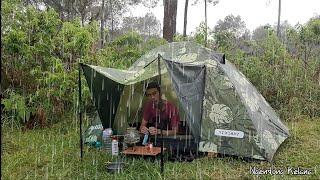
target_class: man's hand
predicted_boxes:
[140,126,149,134]
[149,127,158,135]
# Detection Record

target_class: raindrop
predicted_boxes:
[182,65,185,75]
[62,154,65,169]
[45,166,49,179]
[94,160,98,179]
[34,167,37,178]
[52,63,55,73]
[69,137,72,148]
[61,138,64,150]
[126,98,129,108]
[51,144,55,161]
[131,84,134,96]
[38,154,41,165]
[128,103,131,114]
[102,79,104,91]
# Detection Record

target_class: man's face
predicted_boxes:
[146,88,160,102]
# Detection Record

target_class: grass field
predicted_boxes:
[1,115,319,179]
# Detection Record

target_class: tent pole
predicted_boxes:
[143,56,159,69]
[158,54,164,174]
[158,54,161,85]
[78,63,83,160]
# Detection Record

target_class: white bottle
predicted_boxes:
[102,128,112,152]
[111,138,119,156]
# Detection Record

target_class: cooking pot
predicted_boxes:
[106,161,125,173]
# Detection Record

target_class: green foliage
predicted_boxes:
[230,38,320,119]
[214,31,234,51]
[286,18,320,61]
[2,90,31,128]
[2,2,99,126]
[210,18,320,119]
[193,22,207,45]
[88,32,166,69]
[192,22,214,46]
[258,30,285,64]
[31,58,76,115]
[85,21,100,41]
[213,14,247,52]
[214,14,246,38]
[56,20,96,59]
[173,34,188,42]
[111,31,142,47]
[144,37,167,50]
[3,30,27,55]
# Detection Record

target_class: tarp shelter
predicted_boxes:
[80,42,290,161]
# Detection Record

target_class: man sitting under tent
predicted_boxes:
[139,82,180,136]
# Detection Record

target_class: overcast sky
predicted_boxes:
[128,0,320,35]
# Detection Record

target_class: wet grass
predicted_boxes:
[1,116,319,179]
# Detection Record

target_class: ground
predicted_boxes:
[1,115,319,179]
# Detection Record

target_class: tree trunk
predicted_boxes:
[81,14,85,27]
[277,0,281,38]
[183,0,189,37]
[163,0,177,42]
[100,0,105,48]
[204,0,207,47]
[110,0,114,41]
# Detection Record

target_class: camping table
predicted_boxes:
[150,134,197,151]
[122,146,166,156]
[122,135,194,156]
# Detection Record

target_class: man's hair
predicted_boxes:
[145,81,160,92]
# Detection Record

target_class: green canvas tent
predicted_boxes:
[80,41,289,161]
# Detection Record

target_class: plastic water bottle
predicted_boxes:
[102,128,112,152]
[142,134,149,145]
[111,138,119,156]
[122,141,128,150]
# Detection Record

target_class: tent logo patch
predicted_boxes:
[214,129,244,138]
